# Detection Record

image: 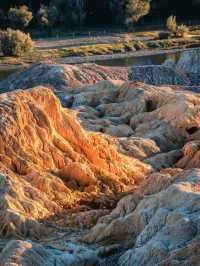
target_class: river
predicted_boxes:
[96,50,181,67]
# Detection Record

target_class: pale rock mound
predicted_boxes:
[84,169,200,266]
[0,240,98,266]
[176,140,200,169]
[0,63,128,94]
[67,81,200,155]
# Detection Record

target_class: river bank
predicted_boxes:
[59,46,200,65]
[0,31,200,67]
[0,46,199,73]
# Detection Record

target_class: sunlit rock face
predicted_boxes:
[0,86,151,239]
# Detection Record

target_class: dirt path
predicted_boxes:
[35,35,153,50]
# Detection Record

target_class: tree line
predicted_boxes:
[0,0,199,30]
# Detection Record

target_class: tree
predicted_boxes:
[0,9,7,28]
[8,5,33,29]
[50,0,87,27]
[1,28,34,56]
[37,5,49,28]
[166,15,177,34]
[125,0,151,26]
[37,4,58,30]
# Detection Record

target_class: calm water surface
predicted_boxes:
[96,50,181,67]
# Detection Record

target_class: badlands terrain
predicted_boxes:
[0,49,200,265]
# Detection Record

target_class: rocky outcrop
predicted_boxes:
[129,65,190,86]
[0,86,151,239]
[119,169,200,266]
[177,48,200,74]
[84,168,200,266]
[1,62,200,265]
[57,79,200,265]
[67,81,200,154]
[0,63,128,94]
[0,80,198,239]
[129,49,200,87]
[0,240,98,266]
[177,48,200,87]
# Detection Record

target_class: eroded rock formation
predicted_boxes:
[85,168,200,266]
[129,65,191,86]
[0,63,128,94]
[0,86,152,240]
[129,48,200,87]
[0,61,200,265]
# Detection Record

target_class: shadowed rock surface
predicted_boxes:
[129,65,191,86]
[177,48,200,74]
[0,63,128,94]
[129,49,200,88]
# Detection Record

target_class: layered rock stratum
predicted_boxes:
[129,48,200,88]
[0,63,128,94]
[0,50,200,265]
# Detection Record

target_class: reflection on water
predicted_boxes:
[96,51,181,67]
[0,68,18,81]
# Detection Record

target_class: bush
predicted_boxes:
[8,5,33,29]
[166,15,177,34]
[1,29,34,57]
[176,24,189,37]
[125,0,150,26]
[166,16,189,38]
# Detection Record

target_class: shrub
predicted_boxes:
[176,24,189,37]
[166,16,189,38]
[126,0,151,26]
[1,29,34,57]
[8,5,33,29]
[166,15,177,34]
